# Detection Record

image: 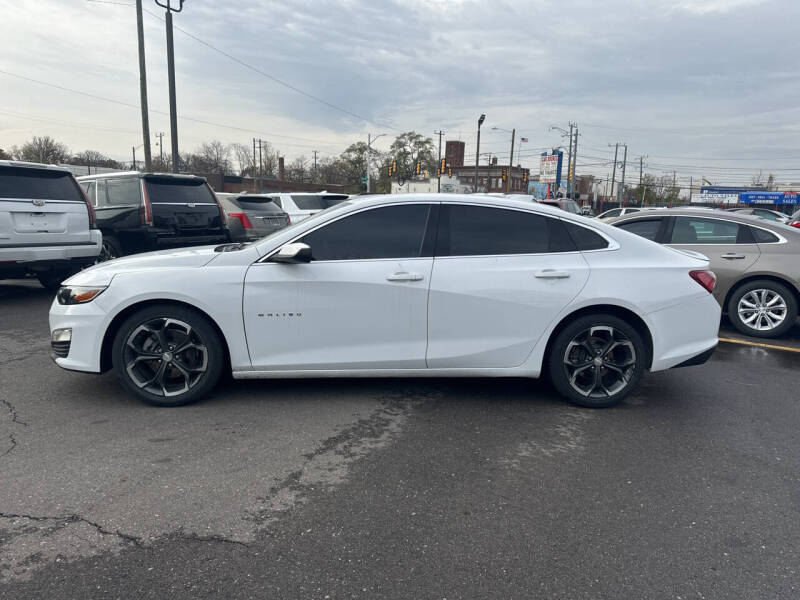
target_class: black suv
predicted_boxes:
[77,172,230,260]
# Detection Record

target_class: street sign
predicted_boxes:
[361,175,368,184]
[539,151,563,184]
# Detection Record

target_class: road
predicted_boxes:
[1,279,799,599]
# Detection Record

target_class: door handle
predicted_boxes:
[386,272,424,282]
[534,269,571,279]
[721,253,746,260]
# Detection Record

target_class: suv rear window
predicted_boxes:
[144,177,216,204]
[232,196,283,212]
[0,167,83,201]
[291,195,349,210]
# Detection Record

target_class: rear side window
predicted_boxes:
[144,178,215,204]
[291,194,348,210]
[0,167,83,201]
[751,227,780,244]
[602,208,622,218]
[437,205,550,256]
[563,221,609,250]
[105,178,142,206]
[670,217,741,244]
[301,204,430,261]
[616,218,662,241]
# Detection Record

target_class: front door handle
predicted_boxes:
[721,253,746,260]
[534,269,571,279]
[386,272,424,282]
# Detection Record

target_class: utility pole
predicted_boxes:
[610,143,619,204]
[132,146,137,171]
[506,128,515,193]
[155,132,165,165]
[258,139,263,176]
[312,150,318,181]
[135,0,152,172]
[639,155,643,204]
[570,124,577,199]
[156,0,184,173]
[619,144,628,207]
[474,114,485,193]
[434,130,444,192]
[566,122,574,198]
[252,138,257,191]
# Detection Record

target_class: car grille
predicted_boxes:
[51,340,70,358]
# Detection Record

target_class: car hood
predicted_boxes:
[64,245,221,287]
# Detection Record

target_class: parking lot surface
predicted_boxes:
[1,279,799,599]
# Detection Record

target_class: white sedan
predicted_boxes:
[49,194,720,408]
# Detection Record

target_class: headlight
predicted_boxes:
[56,286,107,305]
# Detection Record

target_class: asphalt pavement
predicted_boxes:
[1,279,799,599]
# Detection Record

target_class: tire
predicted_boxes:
[548,314,646,408]
[111,305,224,407]
[97,235,122,263]
[727,280,798,339]
[37,270,68,290]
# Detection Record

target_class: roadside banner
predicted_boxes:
[739,191,798,205]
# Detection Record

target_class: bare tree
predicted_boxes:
[12,136,70,164]
[68,150,122,169]
[286,156,308,182]
[231,143,255,176]
[195,140,232,174]
[0,148,11,160]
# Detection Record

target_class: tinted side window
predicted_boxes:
[563,221,609,250]
[670,217,740,244]
[616,218,662,241]
[105,178,142,206]
[603,209,622,218]
[438,205,549,256]
[751,227,780,243]
[301,204,430,261]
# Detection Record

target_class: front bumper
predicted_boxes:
[49,296,109,373]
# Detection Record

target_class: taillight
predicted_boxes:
[790,220,800,229]
[140,180,153,226]
[229,212,253,228]
[690,270,716,294]
[77,183,96,228]
[207,183,227,227]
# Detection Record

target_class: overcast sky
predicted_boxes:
[1,0,799,187]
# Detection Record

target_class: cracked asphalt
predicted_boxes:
[1,278,799,599]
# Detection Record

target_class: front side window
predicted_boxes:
[437,205,553,256]
[616,218,663,242]
[301,204,431,261]
[603,208,622,218]
[670,217,741,244]
[105,178,142,206]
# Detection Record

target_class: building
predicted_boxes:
[445,140,466,168]
[391,174,471,195]
[450,158,530,194]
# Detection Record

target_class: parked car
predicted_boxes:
[267,193,350,223]
[77,172,230,260]
[50,194,719,409]
[0,161,101,289]
[596,207,645,220]
[216,193,290,242]
[726,207,791,224]
[609,208,800,338]
[580,204,593,216]
[539,198,582,214]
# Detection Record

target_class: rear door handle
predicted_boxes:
[534,269,571,279]
[721,253,746,259]
[386,272,424,282]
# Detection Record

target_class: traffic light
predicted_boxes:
[388,164,393,176]
[568,165,574,180]
[392,159,398,173]
[415,161,421,175]
[440,157,446,173]
[523,171,528,183]
[437,168,441,178]
[501,168,507,182]
[448,168,452,178]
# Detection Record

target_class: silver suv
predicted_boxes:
[0,161,101,288]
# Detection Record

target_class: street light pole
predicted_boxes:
[474,114,485,193]
[366,133,386,193]
[506,128,515,193]
[135,0,151,172]
[156,0,184,173]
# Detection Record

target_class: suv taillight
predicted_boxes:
[140,180,153,226]
[790,220,800,229]
[78,183,96,228]
[229,212,253,228]
[690,270,716,294]
[208,184,227,228]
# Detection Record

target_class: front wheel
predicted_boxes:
[96,235,122,263]
[548,314,646,408]
[727,280,797,338]
[112,305,224,407]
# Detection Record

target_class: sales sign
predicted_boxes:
[539,151,562,184]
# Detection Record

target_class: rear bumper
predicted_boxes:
[153,233,230,245]
[670,344,716,369]
[0,229,102,264]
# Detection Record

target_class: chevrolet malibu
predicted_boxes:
[49,194,720,408]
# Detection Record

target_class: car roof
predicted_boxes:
[607,206,798,230]
[76,171,205,182]
[0,160,73,173]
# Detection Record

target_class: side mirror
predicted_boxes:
[270,242,312,263]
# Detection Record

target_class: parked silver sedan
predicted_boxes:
[217,193,291,241]
[609,208,800,338]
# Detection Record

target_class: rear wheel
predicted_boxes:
[112,305,224,407]
[727,280,797,338]
[548,314,646,408]
[97,235,122,263]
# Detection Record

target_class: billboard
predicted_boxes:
[740,191,798,205]
[539,151,562,184]
[691,192,740,205]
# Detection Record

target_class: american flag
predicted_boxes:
[520,137,528,143]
